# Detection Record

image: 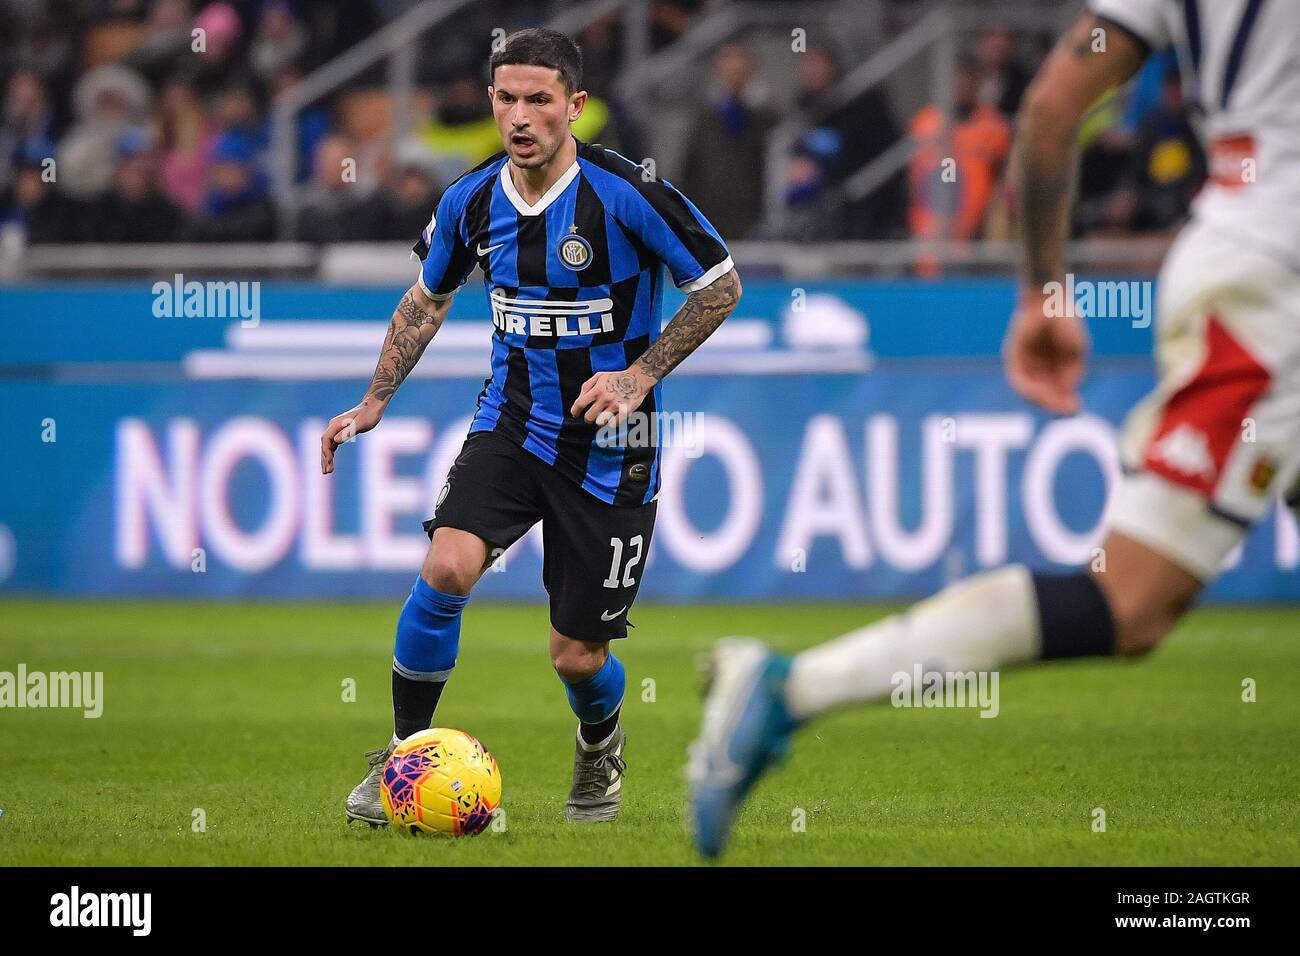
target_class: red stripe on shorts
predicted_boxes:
[1142,316,1271,498]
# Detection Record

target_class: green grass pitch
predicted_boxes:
[1,600,1297,866]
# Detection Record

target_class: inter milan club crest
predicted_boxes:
[558,224,592,271]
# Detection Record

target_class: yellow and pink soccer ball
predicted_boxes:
[380,728,502,836]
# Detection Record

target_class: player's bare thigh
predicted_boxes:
[1089,530,1202,658]
[420,527,494,595]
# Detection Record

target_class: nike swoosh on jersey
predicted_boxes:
[476,242,504,256]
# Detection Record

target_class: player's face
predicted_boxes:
[489,64,585,169]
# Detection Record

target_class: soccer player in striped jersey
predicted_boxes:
[689,0,1300,856]
[322,28,740,826]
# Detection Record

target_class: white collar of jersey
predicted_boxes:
[499,158,580,216]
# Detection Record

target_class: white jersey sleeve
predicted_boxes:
[1088,0,1171,50]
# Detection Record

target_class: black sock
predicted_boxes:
[1032,572,1117,660]
[579,707,620,747]
[392,669,447,740]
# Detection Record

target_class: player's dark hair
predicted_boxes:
[489,28,583,95]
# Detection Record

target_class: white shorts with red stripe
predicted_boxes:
[1107,218,1300,581]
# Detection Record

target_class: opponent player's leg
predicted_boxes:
[540,466,656,823]
[689,223,1300,857]
[686,533,1212,857]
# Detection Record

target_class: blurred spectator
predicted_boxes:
[180,129,275,240]
[266,62,330,183]
[1,70,56,192]
[125,0,194,85]
[650,0,711,50]
[908,56,1012,245]
[213,79,268,156]
[1092,64,1205,235]
[1075,51,1184,232]
[577,15,623,98]
[794,43,905,239]
[577,15,644,159]
[89,128,181,241]
[372,142,443,241]
[295,133,381,242]
[748,129,847,242]
[155,77,219,213]
[250,2,308,82]
[977,29,1031,119]
[678,42,775,240]
[419,72,612,178]
[1075,87,1133,222]
[418,74,499,176]
[7,11,73,87]
[3,150,84,243]
[191,2,247,97]
[57,63,153,200]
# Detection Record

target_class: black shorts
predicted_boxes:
[424,430,657,641]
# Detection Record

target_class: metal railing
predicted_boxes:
[5,236,1174,283]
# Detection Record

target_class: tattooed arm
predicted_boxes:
[321,283,451,474]
[571,267,741,425]
[1004,13,1147,414]
[1015,13,1148,286]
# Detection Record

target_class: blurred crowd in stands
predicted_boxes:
[1,0,1206,252]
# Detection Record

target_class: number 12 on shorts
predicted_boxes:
[603,535,643,589]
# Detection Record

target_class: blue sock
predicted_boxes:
[562,654,625,731]
[392,578,469,738]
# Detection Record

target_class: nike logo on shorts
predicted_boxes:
[601,607,627,621]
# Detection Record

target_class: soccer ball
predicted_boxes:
[380,728,502,836]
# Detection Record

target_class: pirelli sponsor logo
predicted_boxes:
[490,289,614,338]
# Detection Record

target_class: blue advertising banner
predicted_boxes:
[3,364,1296,602]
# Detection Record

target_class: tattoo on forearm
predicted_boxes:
[366,289,444,403]
[635,270,740,381]
[1019,14,1145,288]
[1016,137,1075,287]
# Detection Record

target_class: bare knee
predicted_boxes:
[1094,577,1195,657]
[550,630,607,683]
[1110,607,1183,657]
[1092,533,1202,657]
[420,529,487,595]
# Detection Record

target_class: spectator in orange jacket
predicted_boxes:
[908,56,1012,257]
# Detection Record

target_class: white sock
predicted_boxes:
[576,724,619,752]
[785,565,1043,720]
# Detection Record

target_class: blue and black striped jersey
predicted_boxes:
[412,138,732,506]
